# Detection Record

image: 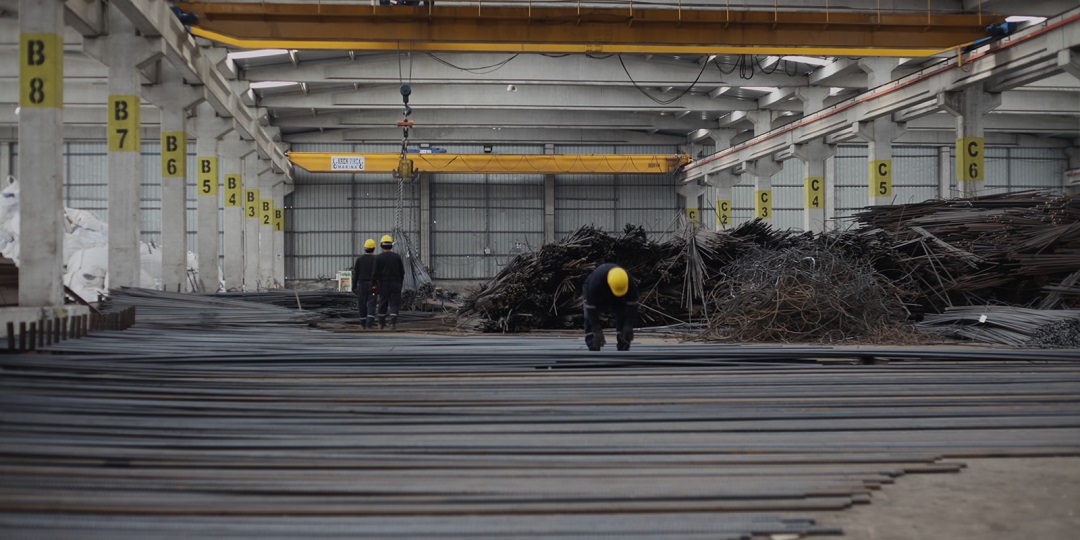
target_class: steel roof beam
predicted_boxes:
[682,7,1080,182]
[105,0,292,179]
[174,2,997,54]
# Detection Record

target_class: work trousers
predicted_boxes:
[583,303,633,351]
[355,280,377,327]
[376,281,403,325]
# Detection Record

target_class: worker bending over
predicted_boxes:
[582,263,639,351]
[352,239,378,329]
[372,235,406,330]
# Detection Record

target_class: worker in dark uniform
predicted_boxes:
[352,238,378,329]
[371,234,406,330]
[582,263,639,351]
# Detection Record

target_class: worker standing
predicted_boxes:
[352,239,378,329]
[582,263,639,351]
[372,234,406,330]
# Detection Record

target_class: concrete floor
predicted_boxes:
[814,457,1080,540]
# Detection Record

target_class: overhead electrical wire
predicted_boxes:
[427,53,519,74]
[617,53,710,105]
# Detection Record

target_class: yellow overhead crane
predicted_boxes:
[175,2,1001,56]
[289,152,691,175]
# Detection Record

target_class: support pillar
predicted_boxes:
[101,6,145,288]
[219,134,252,291]
[793,88,835,233]
[544,144,555,243]
[419,173,432,267]
[743,111,782,222]
[0,142,11,183]
[242,154,263,291]
[704,130,738,230]
[143,69,201,294]
[941,86,1001,198]
[676,181,706,227]
[256,165,276,289]
[192,102,233,293]
[17,0,65,307]
[855,118,905,206]
[273,179,287,287]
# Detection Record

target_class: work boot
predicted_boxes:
[389,317,398,331]
[378,318,386,330]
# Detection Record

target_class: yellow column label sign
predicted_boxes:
[107,96,140,151]
[870,160,892,198]
[685,207,699,226]
[754,190,772,219]
[224,174,242,207]
[274,208,284,232]
[197,157,218,196]
[804,177,823,209]
[245,189,259,219]
[20,33,62,108]
[715,199,731,228]
[161,132,186,178]
[956,137,984,181]
[260,200,272,227]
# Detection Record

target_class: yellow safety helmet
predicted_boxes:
[363,239,376,251]
[607,267,629,297]
[380,235,394,248]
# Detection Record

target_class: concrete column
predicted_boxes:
[676,181,706,227]
[794,141,835,233]
[0,142,11,182]
[257,165,276,289]
[192,102,232,293]
[419,173,431,267]
[273,179,286,287]
[940,87,1001,198]
[219,133,251,291]
[704,130,738,230]
[1065,147,1080,197]
[938,146,953,199]
[856,118,905,206]
[103,6,144,288]
[793,88,834,233]
[143,69,201,294]
[17,0,65,307]
[823,154,837,231]
[242,154,262,291]
[858,58,898,89]
[544,144,555,243]
[743,111,782,222]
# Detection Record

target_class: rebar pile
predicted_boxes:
[457,192,1079,346]
[918,306,1080,347]
[852,191,1080,311]
[701,244,914,343]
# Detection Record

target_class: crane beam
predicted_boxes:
[175,2,999,56]
[290,152,690,175]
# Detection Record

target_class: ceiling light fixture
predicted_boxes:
[249,81,300,89]
[227,49,289,60]
[783,55,832,66]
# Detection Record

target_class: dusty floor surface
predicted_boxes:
[812,457,1080,540]
[333,317,1080,540]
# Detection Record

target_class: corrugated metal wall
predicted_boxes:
[45,141,1071,283]
[431,174,544,280]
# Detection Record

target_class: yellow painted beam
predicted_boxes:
[176,3,1001,55]
[289,153,690,175]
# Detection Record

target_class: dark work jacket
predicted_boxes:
[352,253,376,292]
[583,263,639,326]
[372,250,406,289]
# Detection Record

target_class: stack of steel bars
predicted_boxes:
[1,291,1078,538]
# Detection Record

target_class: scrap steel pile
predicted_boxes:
[457,191,1080,346]
[851,190,1080,312]
[456,222,914,342]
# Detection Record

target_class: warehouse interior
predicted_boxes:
[1,1,1079,539]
